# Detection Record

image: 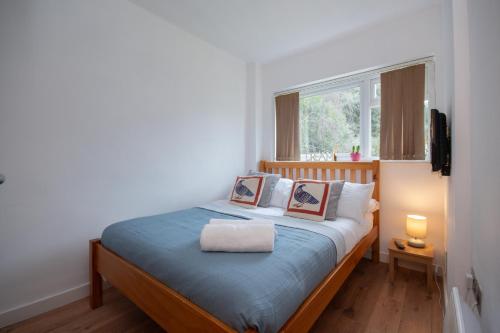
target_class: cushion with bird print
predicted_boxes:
[285,180,331,222]
[229,176,265,209]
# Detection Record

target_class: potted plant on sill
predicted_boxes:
[351,145,361,161]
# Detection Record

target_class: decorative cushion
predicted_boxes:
[248,170,281,208]
[229,176,265,208]
[325,181,345,221]
[337,182,375,224]
[285,180,331,222]
[270,178,294,208]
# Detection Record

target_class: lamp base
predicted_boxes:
[408,238,426,248]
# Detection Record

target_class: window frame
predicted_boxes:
[368,78,381,159]
[298,75,380,160]
[299,82,363,161]
[275,58,436,162]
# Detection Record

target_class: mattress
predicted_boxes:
[101,202,371,333]
[203,200,373,260]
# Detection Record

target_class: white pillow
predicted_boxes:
[270,178,294,208]
[368,199,380,213]
[337,182,375,224]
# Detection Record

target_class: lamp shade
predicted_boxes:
[406,214,427,239]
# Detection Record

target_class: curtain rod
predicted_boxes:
[274,55,435,97]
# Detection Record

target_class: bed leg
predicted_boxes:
[89,239,103,309]
[371,237,380,264]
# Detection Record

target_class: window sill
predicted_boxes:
[380,160,430,163]
[295,159,430,164]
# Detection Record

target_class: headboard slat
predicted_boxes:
[349,170,356,182]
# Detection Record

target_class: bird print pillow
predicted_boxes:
[229,176,265,209]
[285,180,331,222]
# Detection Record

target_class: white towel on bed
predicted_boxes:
[200,223,275,252]
[209,218,274,226]
[209,218,277,236]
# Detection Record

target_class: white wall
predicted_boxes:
[245,63,262,171]
[464,0,500,331]
[444,0,473,303]
[258,6,447,267]
[0,0,247,326]
[444,0,500,329]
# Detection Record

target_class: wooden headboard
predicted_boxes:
[259,160,380,227]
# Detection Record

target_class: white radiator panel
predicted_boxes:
[444,287,482,333]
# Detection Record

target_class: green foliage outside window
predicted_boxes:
[299,87,361,161]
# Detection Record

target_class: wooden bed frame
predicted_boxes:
[89,160,380,333]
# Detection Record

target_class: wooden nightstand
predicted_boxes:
[389,238,434,292]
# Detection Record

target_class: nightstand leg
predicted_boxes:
[389,254,395,283]
[427,263,433,292]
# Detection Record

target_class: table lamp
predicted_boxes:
[406,214,427,248]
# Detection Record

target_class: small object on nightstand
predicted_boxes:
[394,239,405,249]
[389,238,434,292]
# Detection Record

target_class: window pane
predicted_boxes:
[370,106,380,157]
[299,86,360,161]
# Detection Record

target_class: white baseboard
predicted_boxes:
[0,283,90,328]
[0,281,110,329]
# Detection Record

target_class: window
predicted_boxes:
[294,61,434,161]
[299,78,379,161]
[300,85,361,161]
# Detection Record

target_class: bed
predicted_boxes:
[89,160,380,333]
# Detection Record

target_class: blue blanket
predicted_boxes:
[101,208,338,333]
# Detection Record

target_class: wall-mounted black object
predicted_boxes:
[0,174,5,185]
[430,109,451,176]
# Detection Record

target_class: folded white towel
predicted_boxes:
[209,218,277,236]
[209,218,274,226]
[200,224,275,252]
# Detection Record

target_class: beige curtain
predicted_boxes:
[380,64,425,160]
[275,92,300,161]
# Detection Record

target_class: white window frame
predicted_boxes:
[274,56,436,161]
[298,75,379,160]
[368,78,381,159]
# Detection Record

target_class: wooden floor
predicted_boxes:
[1,259,443,333]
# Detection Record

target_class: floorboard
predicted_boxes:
[1,259,443,333]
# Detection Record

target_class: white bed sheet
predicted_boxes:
[210,200,373,258]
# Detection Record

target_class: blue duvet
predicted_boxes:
[101,207,337,333]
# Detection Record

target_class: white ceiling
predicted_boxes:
[132,0,439,63]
